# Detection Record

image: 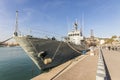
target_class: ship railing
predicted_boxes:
[17,29,65,41]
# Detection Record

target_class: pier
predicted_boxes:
[31,47,120,80]
[102,49,120,80]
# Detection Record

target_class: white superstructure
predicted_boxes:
[67,21,84,45]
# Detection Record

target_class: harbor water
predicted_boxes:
[0,47,41,80]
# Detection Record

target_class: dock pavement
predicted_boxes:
[32,49,98,80]
[102,49,120,80]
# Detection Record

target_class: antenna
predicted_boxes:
[80,13,84,36]
[14,11,18,36]
[66,17,69,34]
[74,19,78,31]
[80,26,82,36]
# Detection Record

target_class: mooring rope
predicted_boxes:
[0,37,13,44]
[66,42,82,54]
[52,41,63,60]
[26,38,44,61]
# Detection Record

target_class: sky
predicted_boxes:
[0,0,120,41]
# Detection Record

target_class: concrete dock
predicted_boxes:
[32,48,120,80]
[54,53,98,80]
[102,49,120,80]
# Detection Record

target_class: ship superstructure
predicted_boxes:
[67,21,84,45]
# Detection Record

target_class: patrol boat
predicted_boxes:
[13,11,88,70]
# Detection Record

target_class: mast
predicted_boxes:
[14,11,18,36]
[91,29,94,39]
[74,19,78,31]
[90,29,96,46]
[81,13,84,36]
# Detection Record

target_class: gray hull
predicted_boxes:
[14,36,86,70]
